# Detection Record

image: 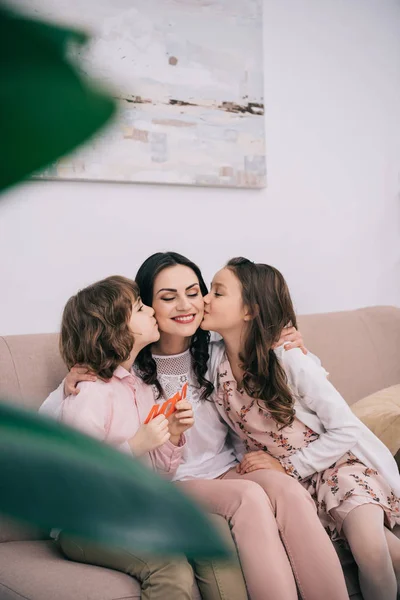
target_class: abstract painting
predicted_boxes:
[22,0,265,188]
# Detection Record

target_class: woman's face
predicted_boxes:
[201,267,248,335]
[152,265,204,338]
[129,297,160,350]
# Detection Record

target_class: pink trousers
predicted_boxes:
[178,468,349,600]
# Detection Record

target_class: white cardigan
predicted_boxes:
[209,341,400,497]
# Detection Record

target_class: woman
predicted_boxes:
[45,252,349,600]
[203,257,400,600]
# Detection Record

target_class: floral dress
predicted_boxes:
[217,360,400,540]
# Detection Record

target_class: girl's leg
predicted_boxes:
[179,478,298,600]
[191,513,249,600]
[59,534,194,600]
[341,504,397,600]
[223,468,349,600]
[384,527,400,587]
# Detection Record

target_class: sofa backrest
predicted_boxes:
[0,333,66,409]
[1,306,399,409]
[297,306,400,404]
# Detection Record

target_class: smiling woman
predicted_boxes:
[152,266,204,344]
[135,252,213,401]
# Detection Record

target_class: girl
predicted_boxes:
[202,257,400,600]
[40,275,199,600]
[46,253,349,600]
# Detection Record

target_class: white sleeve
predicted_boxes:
[280,349,360,480]
[39,380,66,420]
[307,350,322,368]
[276,344,327,373]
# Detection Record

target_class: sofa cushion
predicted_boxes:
[0,540,201,600]
[0,514,48,543]
[0,333,66,409]
[298,306,400,404]
[0,541,138,600]
[351,384,400,456]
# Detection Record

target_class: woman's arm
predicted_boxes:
[64,365,98,396]
[274,326,307,354]
[280,348,360,480]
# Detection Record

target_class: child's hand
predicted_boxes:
[129,415,170,456]
[237,451,286,475]
[168,400,194,445]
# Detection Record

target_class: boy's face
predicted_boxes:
[129,298,160,350]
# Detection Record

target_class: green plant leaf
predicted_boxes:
[0,7,116,192]
[0,400,229,559]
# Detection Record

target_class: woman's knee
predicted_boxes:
[252,470,313,507]
[234,479,272,511]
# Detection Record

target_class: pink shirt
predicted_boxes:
[52,365,184,479]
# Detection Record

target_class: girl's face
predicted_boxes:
[152,265,204,338]
[129,297,160,350]
[202,267,249,335]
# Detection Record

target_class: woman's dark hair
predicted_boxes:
[135,252,213,399]
[60,276,139,380]
[227,257,297,428]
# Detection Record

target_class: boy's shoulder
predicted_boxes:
[72,376,119,402]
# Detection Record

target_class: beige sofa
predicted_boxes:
[1,305,400,600]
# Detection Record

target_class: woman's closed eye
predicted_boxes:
[161,293,199,301]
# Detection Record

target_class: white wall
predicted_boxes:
[1,0,399,335]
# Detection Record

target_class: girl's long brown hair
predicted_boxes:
[60,276,139,380]
[227,257,297,428]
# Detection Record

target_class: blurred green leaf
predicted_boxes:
[0,7,116,192]
[0,401,228,559]
[0,6,227,563]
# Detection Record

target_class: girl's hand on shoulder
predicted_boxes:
[64,364,97,396]
[129,414,170,456]
[274,326,308,355]
[168,400,194,444]
[237,451,286,475]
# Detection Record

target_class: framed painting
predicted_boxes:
[22,0,265,188]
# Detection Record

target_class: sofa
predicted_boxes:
[0,305,399,600]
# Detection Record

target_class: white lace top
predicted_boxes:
[151,349,239,481]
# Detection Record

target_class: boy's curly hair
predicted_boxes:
[60,275,139,380]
